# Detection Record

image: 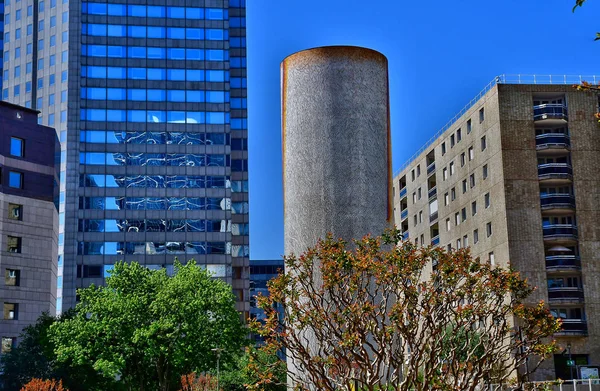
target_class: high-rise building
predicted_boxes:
[0,101,59,353]
[249,258,283,344]
[393,75,600,380]
[1,0,249,315]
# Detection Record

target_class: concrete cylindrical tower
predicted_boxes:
[281,45,392,257]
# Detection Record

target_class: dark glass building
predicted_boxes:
[250,259,284,343]
[2,0,249,314]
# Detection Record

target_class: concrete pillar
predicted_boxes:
[281,45,392,257]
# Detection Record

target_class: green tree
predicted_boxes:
[0,311,115,391]
[50,260,247,391]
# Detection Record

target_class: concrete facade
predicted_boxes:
[393,82,600,380]
[0,101,58,353]
[282,46,392,257]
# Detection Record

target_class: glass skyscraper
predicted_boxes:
[2,0,249,315]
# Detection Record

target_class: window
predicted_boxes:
[468,146,474,161]
[7,236,22,253]
[10,137,24,157]
[455,212,460,226]
[420,234,424,246]
[467,119,472,134]
[449,162,455,176]
[413,215,417,227]
[451,187,456,201]
[444,192,449,206]
[456,239,461,249]
[446,218,451,231]
[416,165,421,177]
[489,252,495,266]
[417,187,422,200]
[441,142,446,155]
[8,172,23,188]
[3,303,18,320]
[457,128,462,142]
[419,211,423,223]
[471,201,477,216]
[461,208,467,222]
[450,134,455,148]
[463,235,468,247]
[473,229,479,244]
[8,204,22,220]
[470,174,476,188]
[447,244,451,252]
[412,192,416,204]
[479,108,485,123]
[460,152,465,167]
[5,269,20,286]
[411,169,415,181]
[481,136,487,151]
[462,179,467,194]
[485,192,491,208]
[486,222,492,237]
[1,337,16,353]
[483,164,488,180]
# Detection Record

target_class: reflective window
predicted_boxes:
[8,172,23,188]
[10,137,24,157]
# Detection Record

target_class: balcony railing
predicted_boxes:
[431,235,440,246]
[536,133,570,150]
[556,319,588,335]
[540,194,576,210]
[427,162,436,175]
[401,208,408,221]
[400,187,407,199]
[543,224,578,240]
[538,163,573,180]
[429,211,438,222]
[428,186,437,199]
[534,104,568,122]
[548,287,585,302]
[545,255,581,271]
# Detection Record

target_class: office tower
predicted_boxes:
[2,0,249,315]
[393,76,600,380]
[249,258,283,344]
[0,101,59,353]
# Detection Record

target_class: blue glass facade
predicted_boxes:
[2,0,249,314]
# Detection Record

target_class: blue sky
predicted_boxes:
[246,0,600,260]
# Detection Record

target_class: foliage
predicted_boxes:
[572,0,600,40]
[50,260,247,391]
[244,347,287,391]
[0,311,115,391]
[251,229,561,391]
[20,379,67,391]
[573,81,600,125]
[179,373,218,391]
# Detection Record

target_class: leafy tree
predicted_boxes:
[20,379,67,391]
[572,0,599,40]
[0,311,115,391]
[50,260,247,391]
[251,229,561,391]
[574,81,600,125]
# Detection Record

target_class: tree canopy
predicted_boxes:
[49,260,247,391]
[251,229,561,391]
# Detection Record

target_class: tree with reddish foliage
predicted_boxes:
[250,229,561,391]
[20,379,67,391]
[573,81,600,125]
[179,373,218,391]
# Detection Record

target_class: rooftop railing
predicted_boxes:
[395,74,600,177]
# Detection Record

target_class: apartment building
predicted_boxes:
[1,0,249,315]
[393,78,600,380]
[0,101,59,353]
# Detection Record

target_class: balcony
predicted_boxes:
[536,133,570,151]
[538,163,573,181]
[540,194,576,211]
[556,319,588,336]
[402,231,409,240]
[401,208,408,221]
[400,187,407,199]
[546,255,581,271]
[428,186,437,199]
[543,224,578,241]
[429,211,438,222]
[548,287,585,303]
[431,235,440,246]
[534,104,568,123]
[427,162,436,175]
